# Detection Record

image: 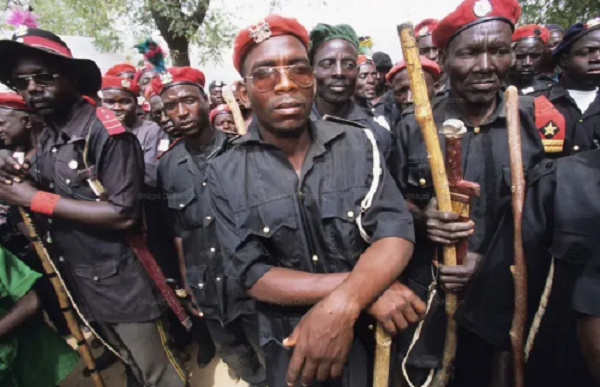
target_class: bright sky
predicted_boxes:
[201,0,463,83]
[58,0,464,83]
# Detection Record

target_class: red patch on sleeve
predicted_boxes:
[534,95,565,153]
[96,107,126,136]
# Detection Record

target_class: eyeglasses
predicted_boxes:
[10,73,60,90]
[245,64,314,93]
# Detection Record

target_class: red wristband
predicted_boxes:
[30,191,61,215]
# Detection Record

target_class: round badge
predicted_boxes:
[68,160,78,170]
[473,0,492,17]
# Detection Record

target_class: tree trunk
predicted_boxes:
[169,37,190,66]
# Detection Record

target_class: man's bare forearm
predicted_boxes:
[52,198,137,230]
[249,269,348,306]
[0,290,40,338]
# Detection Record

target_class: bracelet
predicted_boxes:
[30,191,61,216]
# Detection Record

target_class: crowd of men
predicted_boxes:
[0,0,598,385]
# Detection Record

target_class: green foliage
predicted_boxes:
[520,0,600,28]
[4,0,234,64]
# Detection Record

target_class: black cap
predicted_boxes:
[372,51,393,71]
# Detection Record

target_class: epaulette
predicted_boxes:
[527,160,556,186]
[157,137,184,160]
[521,82,553,96]
[534,95,565,154]
[96,107,126,136]
[322,115,367,129]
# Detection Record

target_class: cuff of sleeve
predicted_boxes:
[370,218,415,245]
[243,263,273,290]
[573,275,600,316]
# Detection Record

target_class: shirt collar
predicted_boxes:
[443,90,506,127]
[237,117,345,151]
[176,129,229,166]
[55,99,95,143]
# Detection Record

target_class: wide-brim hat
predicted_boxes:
[0,27,101,96]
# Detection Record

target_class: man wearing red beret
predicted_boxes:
[353,55,378,110]
[0,28,187,387]
[100,76,165,188]
[209,104,236,134]
[154,66,266,386]
[308,23,393,158]
[0,93,42,152]
[508,25,556,95]
[415,19,441,65]
[393,1,549,385]
[211,14,424,387]
[385,57,441,128]
[105,63,137,79]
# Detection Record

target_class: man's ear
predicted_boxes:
[238,82,251,109]
[439,49,448,72]
[558,54,568,69]
[22,114,32,129]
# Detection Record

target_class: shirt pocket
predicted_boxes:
[54,145,94,199]
[406,161,433,204]
[187,265,219,309]
[320,189,364,265]
[234,197,301,267]
[550,231,594,267]
[167,186,202,230]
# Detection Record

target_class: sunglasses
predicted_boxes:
[10,73,60,90]
[245,64,314,93]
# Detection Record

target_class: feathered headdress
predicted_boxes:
[5,6,39,29]
[134,38,166,73]
[358,36,373,56]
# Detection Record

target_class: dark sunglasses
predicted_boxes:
[245,64,314,93]
[10,73,60,90]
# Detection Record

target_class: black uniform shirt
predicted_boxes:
[208,118,415,345]
[30,99,162,323]
[157,130,253,323]
[311,101,392,159]
[534,83,600,158]
[394,92,545,348]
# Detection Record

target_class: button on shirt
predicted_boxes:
[394,92,545,348]
[30,100,162,323]
[158,130,252,323]
[537,83,600,158]
[208,118,415,345]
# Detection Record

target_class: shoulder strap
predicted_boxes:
[356,128,382,244]
[96,107,126,136]
[534,95,566,154]
[157,137,184,160]
[323,114,368,129]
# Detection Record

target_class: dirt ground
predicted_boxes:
[60,342,249,387]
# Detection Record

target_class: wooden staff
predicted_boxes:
[18,207,106,387]
[222,84,247,135]
[397,22,458,387]
[373,324,393,387]
[505,86,527,387]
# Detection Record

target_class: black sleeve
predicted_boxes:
[98,131,145,218]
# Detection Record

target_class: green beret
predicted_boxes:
[309,23,359,59]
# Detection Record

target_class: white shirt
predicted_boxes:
[567,88,599,114]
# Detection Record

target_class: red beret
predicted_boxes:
[233,14,310,75]
[415,19,439,39]
[82,95,97,107]
[150,67,206,95]
[432,0,521,49]
[105,63,137,77]
[357,54,374,67]
[101,76,140,96]
[512,24,550,44]
[386,57,442,84]
[209,104,232,124]
[0,92,32,112]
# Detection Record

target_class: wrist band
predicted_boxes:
[30,191,61,215]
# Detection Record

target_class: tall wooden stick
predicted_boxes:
[222,84,247,135]
[397,23,458,387]
[505,86,527,387]
[18,207,106,387]
[373,324,393,387]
